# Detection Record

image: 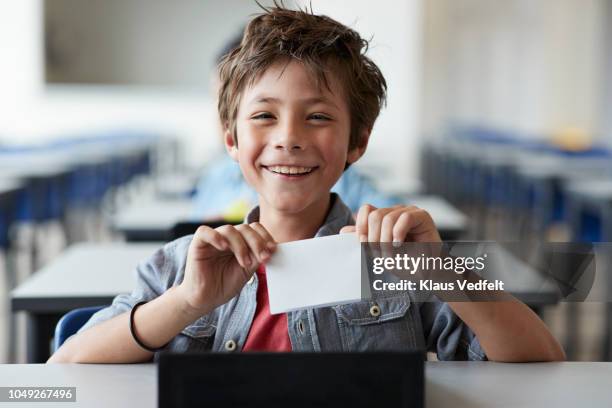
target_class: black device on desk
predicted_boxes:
[158,352,424,408]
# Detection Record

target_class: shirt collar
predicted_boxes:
[244,193,354,237]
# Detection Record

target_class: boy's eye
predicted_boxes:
[308,113,331,121]
[252,113,275,120]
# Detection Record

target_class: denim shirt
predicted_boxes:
[80,194,486,361]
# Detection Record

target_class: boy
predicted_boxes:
[192,31,402,221]
[49,5,564,363]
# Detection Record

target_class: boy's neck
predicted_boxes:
[258,194,332,243]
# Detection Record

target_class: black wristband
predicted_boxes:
[129,301,169,352]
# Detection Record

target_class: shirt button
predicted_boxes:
[224,340,237,351]
[298,320,305,335]
[369,304,381,317]
[247,275,255,285]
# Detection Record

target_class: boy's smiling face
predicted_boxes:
[226,59,366,215]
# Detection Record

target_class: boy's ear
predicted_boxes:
[347,128,371,164]
[223,127,239,161]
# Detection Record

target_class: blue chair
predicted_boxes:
[53,306,105,352]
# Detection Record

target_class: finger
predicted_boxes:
[368,207,394,243]
[249,222,277,251]
[392,209,441,242]
[340,225,356,234]
[236,224,272,264]
[216,225,254,269]
[192,225,229,252]
[380,208,406,242]
[356,204,376,242]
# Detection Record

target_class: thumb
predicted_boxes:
[340,225,356,234]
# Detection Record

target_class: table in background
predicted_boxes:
[408,195,468,240]
[0,362,610,407]
[112,197,193,241]
[113,195,470,242]
[10,242,163,363]
[9,239,558,362]
[153,172,199,199]
[0,179,23,197]
[564,179,612,360]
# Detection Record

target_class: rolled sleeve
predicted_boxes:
[421,300,487,361]
[77,244,173,334]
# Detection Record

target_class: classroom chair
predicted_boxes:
[0,196,12,253]
[53,305,105,352]
[170,220,241,241]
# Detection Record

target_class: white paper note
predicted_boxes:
[266,233,364,314]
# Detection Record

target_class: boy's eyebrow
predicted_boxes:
[250,96,281,105]
[302,96,340,110]
[248,95,340,110]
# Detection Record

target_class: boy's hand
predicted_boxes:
[178,223,276,315]
[341,204,441,242]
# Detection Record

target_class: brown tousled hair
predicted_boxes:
[217,2,387,151]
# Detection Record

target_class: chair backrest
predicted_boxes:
[53,306,106,351]
[170,219,240,240]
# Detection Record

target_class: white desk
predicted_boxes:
[10,242,162,363]
[154,172,199,199]
[0,362,609,407]
[427,361,612,407]
[455,245,560,305]
[0,179,24,196]
[9,239,557,363]
[0,164,72,181]
[0,139,154,173]
[113,195,469,241]
[11,242,162,312]
[112,198,194,241]
[408,195,468,238]
[565,179,612,202]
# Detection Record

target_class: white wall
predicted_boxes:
[422,0,607,143]
[0,1,43,137]
[44,0,264,88]
[0,0,266,168]
[602,1,612,141]
[303,0,423,193]
[0,0,422,189]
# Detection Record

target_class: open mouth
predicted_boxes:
[263,165,318,177]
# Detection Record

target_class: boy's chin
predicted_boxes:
[262,191,329,214]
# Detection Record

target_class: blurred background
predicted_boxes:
[1,0,612,363]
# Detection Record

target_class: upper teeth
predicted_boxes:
[268,165,313,175]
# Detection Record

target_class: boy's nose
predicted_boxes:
[274,120,305,151]
[274,141,303,151]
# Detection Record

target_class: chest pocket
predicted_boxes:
[334,295,418,351]
[174,315,216,352]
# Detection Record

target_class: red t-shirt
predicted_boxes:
[242,265,292,352]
